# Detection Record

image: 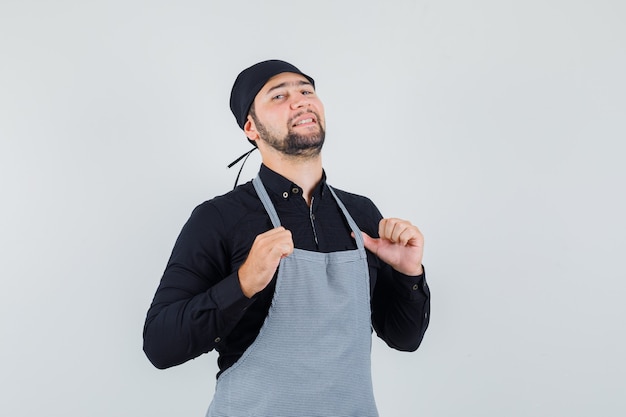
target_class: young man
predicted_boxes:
[143,60,430,416]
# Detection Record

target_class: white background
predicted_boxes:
[1,1,624,416]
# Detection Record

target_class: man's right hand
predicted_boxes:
[238,227,294,298]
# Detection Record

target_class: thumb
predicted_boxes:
[353,231,379,254]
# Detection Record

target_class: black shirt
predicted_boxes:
[143,165,430,376]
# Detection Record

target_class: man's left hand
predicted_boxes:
[360,218,424,276]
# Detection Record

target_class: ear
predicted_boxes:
[244,115,260,143]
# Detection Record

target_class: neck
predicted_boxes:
[262,151,323,205]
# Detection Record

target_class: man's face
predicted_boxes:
[246,72,326,157]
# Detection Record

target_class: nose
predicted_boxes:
[289,94,310,110]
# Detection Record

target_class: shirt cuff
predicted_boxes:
[392,265,428,301]
[210,271,256,315]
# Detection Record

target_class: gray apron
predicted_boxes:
[207,176,378,417]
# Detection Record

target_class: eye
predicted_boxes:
[302,90,314,96]
[272,94,285,100]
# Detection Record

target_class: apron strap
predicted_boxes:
[252,176,282,228]
[327,185,366,251]
[252,175,366,251]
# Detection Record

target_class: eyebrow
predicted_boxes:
[265,80,313,96]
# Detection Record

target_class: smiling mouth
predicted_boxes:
[292,114,318,128]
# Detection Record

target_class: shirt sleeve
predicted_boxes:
[142,202,255,369]
[371,264,430,351]
[354,196,431,352]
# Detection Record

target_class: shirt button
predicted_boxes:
[292,187,299,194]
[282,192,288,199]
[214,337,221,343]
[412,284,419,291]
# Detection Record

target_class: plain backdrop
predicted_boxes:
[1,1,624,416]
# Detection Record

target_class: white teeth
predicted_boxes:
[297,118,313,125]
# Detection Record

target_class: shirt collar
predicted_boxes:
[258,164,327,201]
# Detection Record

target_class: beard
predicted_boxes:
[253,112,325,158]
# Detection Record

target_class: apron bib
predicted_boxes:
[207,176,378,417]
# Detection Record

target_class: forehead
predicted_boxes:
[258,72,312,95]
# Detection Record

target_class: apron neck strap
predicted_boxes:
[252,175,366,250]
[252,176,282,228]
[326,185,366,250]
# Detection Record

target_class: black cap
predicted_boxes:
[229,59,315,131]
